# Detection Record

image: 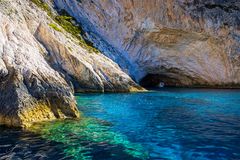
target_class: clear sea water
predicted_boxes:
[0,88,240,160]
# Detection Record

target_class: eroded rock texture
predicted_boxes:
[55,0,240,87]
[0,0,239,127]
[0,13,79,127]
[34,24,141,92]
[0,0,141,127]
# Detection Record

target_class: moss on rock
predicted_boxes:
[31,0,99,54]
[49,23,62,32]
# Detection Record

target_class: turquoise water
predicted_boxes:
[0,89,240,159]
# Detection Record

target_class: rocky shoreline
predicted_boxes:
[0,0,143,127]
[0,0,239,127]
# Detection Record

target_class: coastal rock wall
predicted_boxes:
[0,0,239,127]
[0,0,141,127]
[0,10,79,127]
[55,0,240,87]
[34,24,141,92]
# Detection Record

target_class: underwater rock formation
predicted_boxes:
[0,0,239,127]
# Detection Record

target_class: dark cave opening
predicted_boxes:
[139,74,181,88]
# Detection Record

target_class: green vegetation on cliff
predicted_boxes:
[31,0,99,53]
[48,23,61,32]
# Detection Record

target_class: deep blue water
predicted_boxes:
[1,89,240,160]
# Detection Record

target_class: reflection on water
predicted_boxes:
[0,88,240,160]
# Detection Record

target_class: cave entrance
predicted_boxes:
[139,74,179,88]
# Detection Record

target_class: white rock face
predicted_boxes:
[0,0,141,127]
[1,0,238,126]
[34,24,141,92]
[55,0,240,87]
[0,0,80,127]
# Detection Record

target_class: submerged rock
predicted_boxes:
[55,0,240,87]
[1,0,239,126]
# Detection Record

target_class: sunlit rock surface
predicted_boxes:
[55,0,240,87]
[0,0,141,127]
[0,0,239,127]
[35,24,142,92]
[0,0,80,127]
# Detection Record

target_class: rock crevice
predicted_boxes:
[0,0,142,127]
[54,0,240,87]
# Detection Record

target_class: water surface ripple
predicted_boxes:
[0,89,240,160]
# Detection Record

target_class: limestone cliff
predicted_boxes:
[0,0,142,127]
[55,0,240,87]
[0,8,79,127]
[1,0,239,127]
